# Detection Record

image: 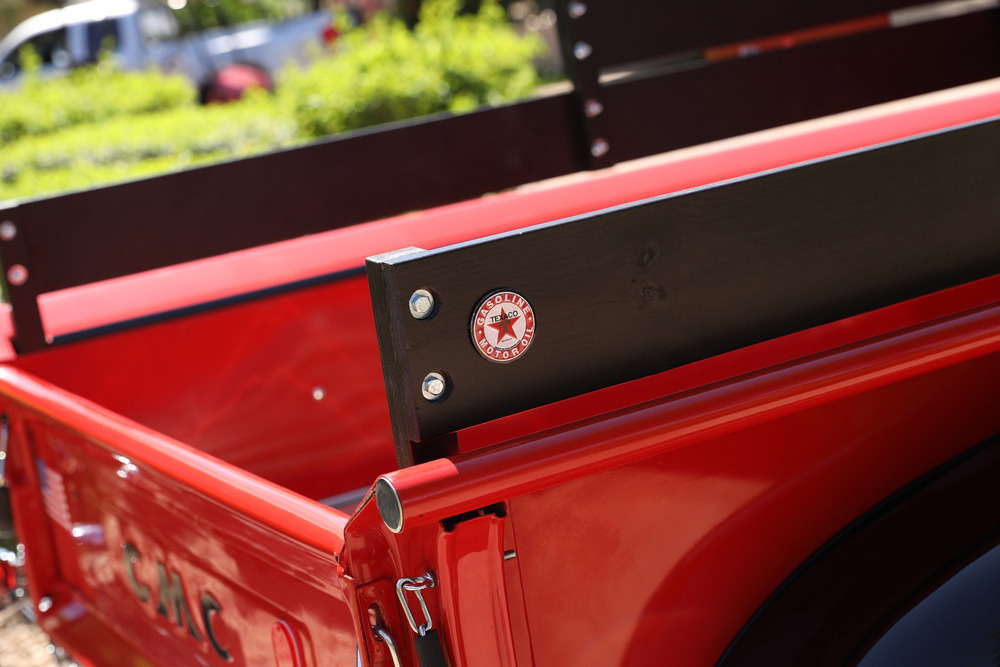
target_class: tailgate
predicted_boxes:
[0,366,358,666]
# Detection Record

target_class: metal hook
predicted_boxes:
[395,572,436,636]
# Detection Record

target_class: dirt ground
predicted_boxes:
[0,603,58,667]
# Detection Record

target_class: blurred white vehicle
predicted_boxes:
[0,0,335,97]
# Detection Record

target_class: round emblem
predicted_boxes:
[471,290,536,363]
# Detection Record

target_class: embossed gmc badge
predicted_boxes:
[471,290,536,363]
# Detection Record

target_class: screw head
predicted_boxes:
[311,386,326,401]
[0,221,16,241]
[409,289,436,320]
[591,138,610,158]
[567,1,587,19]
[6,264,27,286]
[584,98,604,118]
[421,372,448,401]
[573,41,593,60]
[38,596,53,613]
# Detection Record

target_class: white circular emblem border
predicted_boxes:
[470,290,536,363]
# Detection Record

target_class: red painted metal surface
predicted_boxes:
[386,283,1000,528]
[436,515,517,667]
[344,285,1000,666]
[1,368,358,665]
[11,275,395,501]
[3,81,1000,666]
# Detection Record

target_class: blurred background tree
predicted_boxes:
[1,1,60,38]
[170,0,313,32]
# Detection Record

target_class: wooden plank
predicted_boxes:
[573,0,956,69]
[4,94,580,297]
[367,116,1000,463]
[600,9,1000,162]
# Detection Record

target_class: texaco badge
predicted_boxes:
[471,290,536,363]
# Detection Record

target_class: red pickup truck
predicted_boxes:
[3,1,1000,665]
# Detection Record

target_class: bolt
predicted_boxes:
[584,98,603,118]
[573,41,593,60]
[0,221,16,241]
[6,264,27,286]
[567,1,587,19]
[38,596,53,613]
[591,138,610,158]
[409,289,436,320]
[421,372,448,402]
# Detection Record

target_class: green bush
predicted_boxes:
[0,95,297,201]
[0,57,195,146]
[173,0,312,32]
[279,0,542,136]
[0,0,543,201]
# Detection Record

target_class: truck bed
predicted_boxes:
[3,2,1000,663]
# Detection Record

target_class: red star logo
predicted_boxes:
[488,307,520,342]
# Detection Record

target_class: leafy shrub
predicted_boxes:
[0,57,195,146]
[173,0,312,32]
[278,0,542,136]
[0,96,297,201]
[0,0,543,201]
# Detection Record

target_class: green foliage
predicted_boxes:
[278,0,542,136]
[0,57,194,146]
[172,0,311,32]
[0,96,297,201]
[1,0,542,201]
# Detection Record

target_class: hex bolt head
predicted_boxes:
[584,98,604,118]
[0,221,16,242]
[409,289,436,320]
[567,1,587,18]
[421,372,448,402]
[591,138,610,158]
[573,41,593,60]
[6,264,28,286]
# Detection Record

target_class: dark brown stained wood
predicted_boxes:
[600,10,1000,163]
[0,95,582,352]
[572,0,959,69]
[367,117,1000,464]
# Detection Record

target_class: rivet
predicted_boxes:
[409,289,436,320]
[584,98,603,118]
[421,372,448,402]
[312,386,326,401]
[7,264,28,286]
[567,1,587,19]
[0,221,16,241]
[591,138,610,158]
[573,41,593,60]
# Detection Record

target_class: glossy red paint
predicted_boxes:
[11,275,395,502]
[273,620,307,667]
[350,288,1000,666]
[435,515,516,667]
[3,81,1000,667]
[382,295,1000,531]
[0,368,359,665]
